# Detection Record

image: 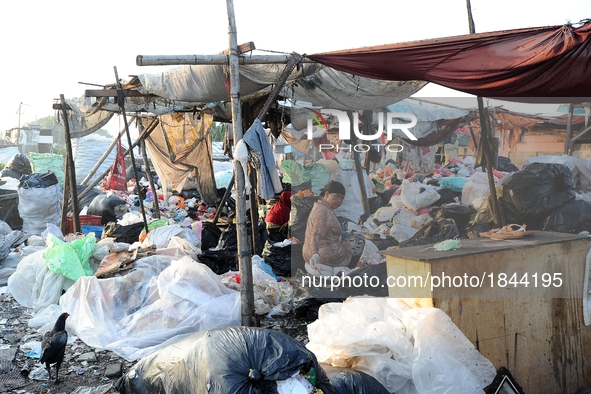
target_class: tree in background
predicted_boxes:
[209,122,227,142]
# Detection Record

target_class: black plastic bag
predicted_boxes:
[5,153,32,175]
[474,163,577,228]
[431,204,473,229]
[18,171,58,189]
[218,224,239,251]
[0,168,22,179]
[87,194,128,225]
[201,222,222,250]
[197,249,237,274]
[289,195,319,242]
[102,222,144,244]
[364,233,399,250]
[262,240,291,277]
[497,156,519,172]
[543,200,591,234]
[116,326,336,394]
[75,185,104,213]
[322,365,390,394]
[502,163,576,217]
[399,218,459,248]
[292,279,346,321]
[433,188,462,206]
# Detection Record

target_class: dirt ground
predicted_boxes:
[0,292,312,394]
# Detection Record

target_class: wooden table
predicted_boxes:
[380,231,591,393]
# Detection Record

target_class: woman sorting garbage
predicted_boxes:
[303,181,365,276]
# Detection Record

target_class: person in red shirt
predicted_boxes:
[265,191,292,240]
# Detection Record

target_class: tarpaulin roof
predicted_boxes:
[308,22,591,101]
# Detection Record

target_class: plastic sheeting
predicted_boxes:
[143,113,217,205]
[134,62,426,112]
[72,134,118,186]
[58,255,241,361]
[306,298,496,393]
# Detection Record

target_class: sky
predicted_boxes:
[0,0,589,135]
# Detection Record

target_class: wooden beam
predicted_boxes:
[84,89,157,98]
[222,41,255,55]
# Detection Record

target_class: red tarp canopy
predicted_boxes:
[308,23,591,101]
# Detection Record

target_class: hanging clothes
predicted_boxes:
[243,119,283,200]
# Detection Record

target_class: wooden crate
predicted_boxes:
[381,231,591,393]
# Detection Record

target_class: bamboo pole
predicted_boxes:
[60,94,81,233]
[227,0,255,327]
[136,54,313,66]
[114,66,150,236]
[75,119,159,205]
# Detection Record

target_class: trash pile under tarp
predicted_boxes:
[473,162,591,233]
[306,297,496,393]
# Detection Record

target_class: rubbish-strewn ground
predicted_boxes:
[0,292,311,394]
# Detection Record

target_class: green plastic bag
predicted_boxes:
[29,153,65,187]
[280,160,310,186]
[44,233,95,281]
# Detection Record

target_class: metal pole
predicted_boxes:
[114,66,150,236]
[227,0,254,327]
[59,94,81,233]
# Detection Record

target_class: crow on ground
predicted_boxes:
[39,312,69,383]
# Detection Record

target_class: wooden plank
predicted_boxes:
[222,41,255,55]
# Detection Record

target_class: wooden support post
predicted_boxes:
[140,127,161,219]
[60,156,70,234]
[213,174,234,224]
[467,2,503,227]
[477,98,504,227]
[227,0,255,327]
[565,104,574,155]
[59,94,81,234]
[114,66,150,236]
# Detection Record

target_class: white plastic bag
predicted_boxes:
[403,308,496,394]
[18,184,62,236]
[461,172,498,209]
[7,248,67,311]
[400,180,440,210]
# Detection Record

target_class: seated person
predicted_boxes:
[302,181,365,276]
[265,191,292,241]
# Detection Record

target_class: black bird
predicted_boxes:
[39,312,69,383]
